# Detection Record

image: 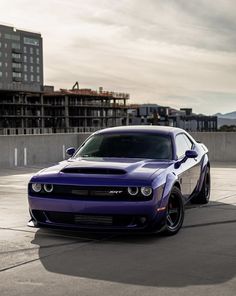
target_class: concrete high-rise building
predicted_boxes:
[0,24,43,92]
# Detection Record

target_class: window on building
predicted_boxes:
[36,66,39,73]
[24,74,28,81]
[36,75,40,82]
[30,47,33,54]
[4,43,7,48]
[12,43,20,49]
[0,62,2,67]
[24,37,39,46]
[30,74,34,81]
[24,65,27,71]
[12,62,21,68]
[0,71,2,77]
[24,55,27,62]
[24,46,27,53]
[12,53,21,59]
[4,33,20,41]
[5,53,7,58]
[36,57,39,64]
[5,62,8,67]
[0,42,1,48]
[30,65,33,72]
[12,72,21,78]
[30,56,33,63]
[36,48,39,55]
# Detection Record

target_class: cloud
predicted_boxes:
[0,0,236,114]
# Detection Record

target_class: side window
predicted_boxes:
[182,134,193,150]
[175,134,191,159]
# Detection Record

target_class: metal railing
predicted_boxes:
[0,126,106,135]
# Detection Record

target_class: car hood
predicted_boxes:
[31,158,173,186]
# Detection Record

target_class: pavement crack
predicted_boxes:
[0,240,86,255]
[183,219,236,229]
[0,226,100,241]
[0,234,117,273]
[214,194,236,202]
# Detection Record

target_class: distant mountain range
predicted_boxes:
[214,111,236,119]
[214,111,236,127]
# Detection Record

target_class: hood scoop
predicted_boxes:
[61,167,127,175]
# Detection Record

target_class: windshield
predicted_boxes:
[74,133,173,160]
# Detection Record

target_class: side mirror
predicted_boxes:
[185,150,198,159]
[175,150,198,169]
[66,147,76,157]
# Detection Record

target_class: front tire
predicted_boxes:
[162,187,184,236]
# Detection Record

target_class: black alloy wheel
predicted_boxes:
[163,187,184,235]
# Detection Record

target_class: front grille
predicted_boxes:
[74,215,113,225]
[29,185,153,201]
[61,167,126,175]
[32,210,148,228]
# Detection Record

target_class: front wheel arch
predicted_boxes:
[161,186,185,235]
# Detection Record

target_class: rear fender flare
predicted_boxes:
[196,154,210,193]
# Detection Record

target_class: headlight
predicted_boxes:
[31,183,42,193]
[141,187,152,197]
[128,187,139,196]
[44,184,54,193]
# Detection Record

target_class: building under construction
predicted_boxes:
[0,85,129,135]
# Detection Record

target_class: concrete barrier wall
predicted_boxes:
[0,133,90,168]
[190,132,236,162]
[0,132,235,168]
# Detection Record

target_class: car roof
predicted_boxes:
[94,125,185,136]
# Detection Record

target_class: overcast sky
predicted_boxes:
[1,0,236,114]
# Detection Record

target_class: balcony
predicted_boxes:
[12,67,22,73]
[12,57,22,63]
[12,48,22,54]
[12,77,22,82]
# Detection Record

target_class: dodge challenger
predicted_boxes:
[28,126,210,235]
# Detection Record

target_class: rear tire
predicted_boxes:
[192,166,210,204]
[162,187,184,236]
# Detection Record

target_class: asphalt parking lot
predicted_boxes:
[0,163,235,296]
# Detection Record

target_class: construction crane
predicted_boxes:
[72,81,79,90]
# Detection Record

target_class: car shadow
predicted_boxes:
[31,201,236,287]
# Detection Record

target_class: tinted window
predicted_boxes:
[75,133,173,160]
[176,134,192,159]
[183,134,193,149]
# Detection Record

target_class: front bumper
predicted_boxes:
[28,195,166,231]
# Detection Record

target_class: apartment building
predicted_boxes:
[0,24,43,92]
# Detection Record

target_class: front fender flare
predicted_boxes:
[159,172,180,209]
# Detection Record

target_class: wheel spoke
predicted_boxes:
[167,215,174,226]
[169,208,178,214]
